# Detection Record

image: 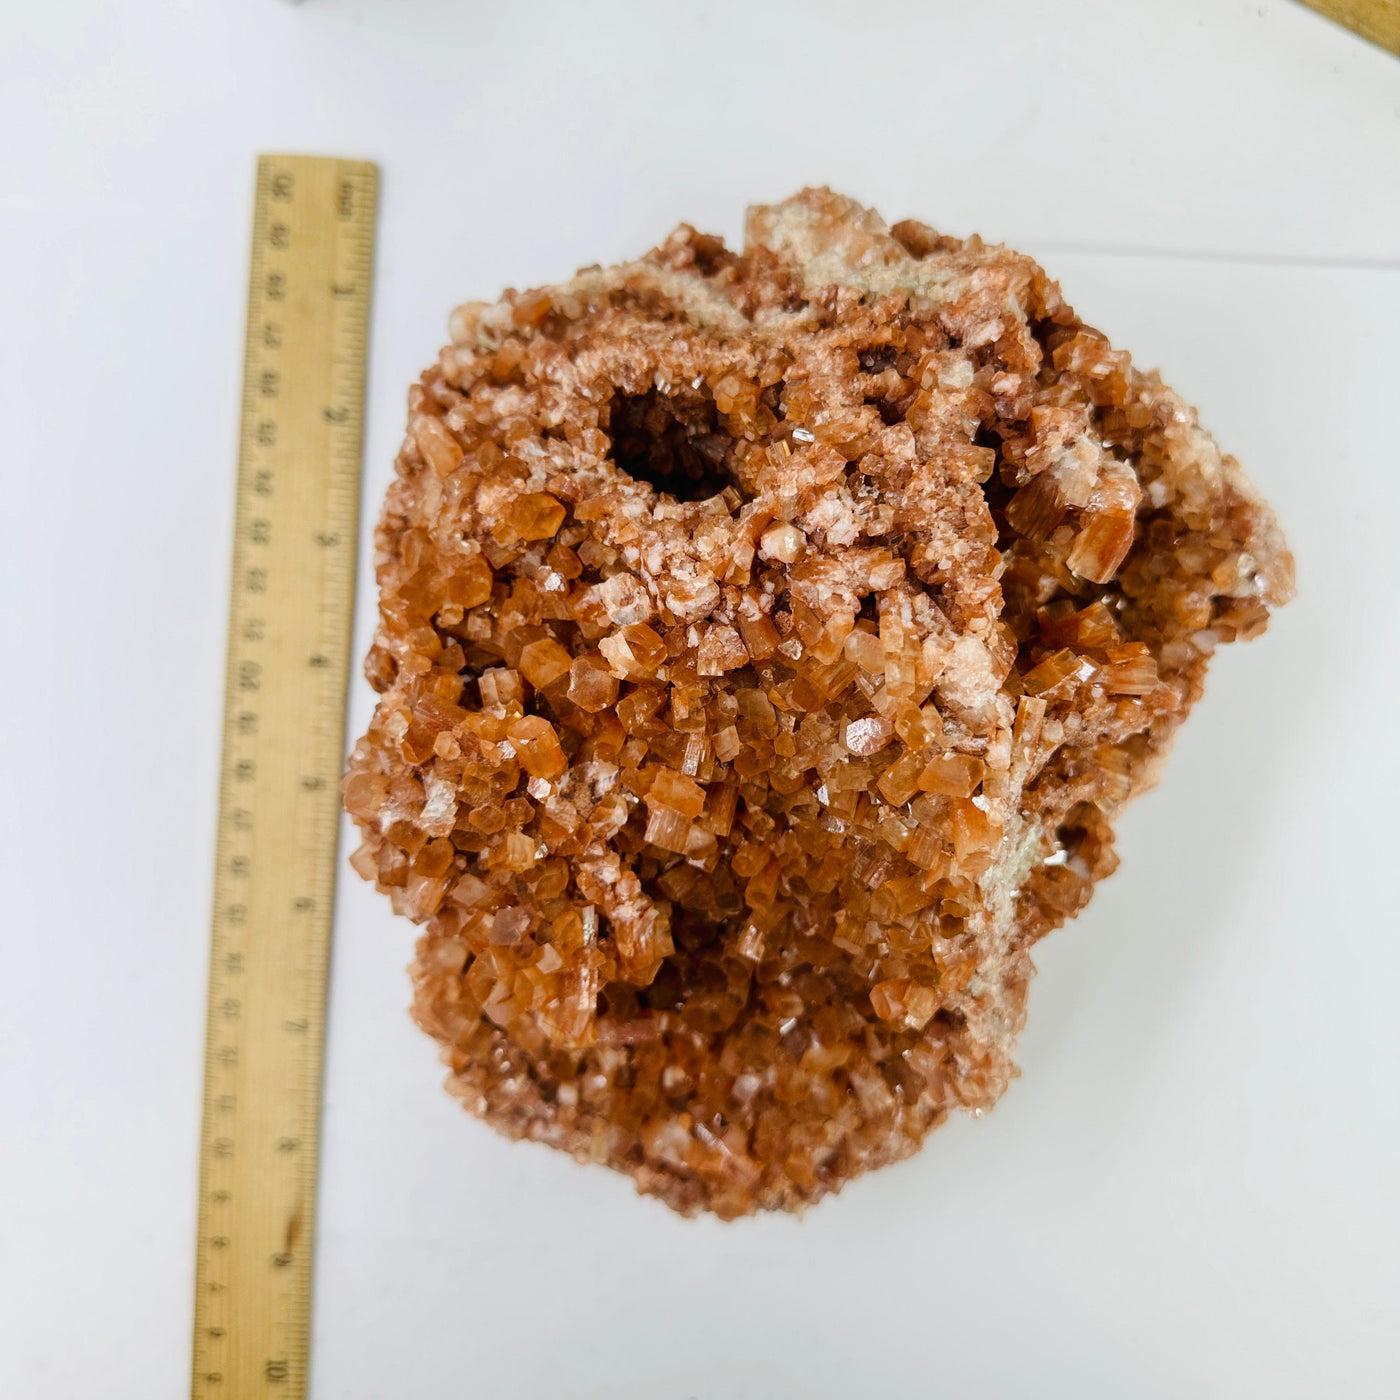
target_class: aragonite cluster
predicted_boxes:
[342,189,1293,1217]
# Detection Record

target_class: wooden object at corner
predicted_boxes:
[1298,0,1400,56]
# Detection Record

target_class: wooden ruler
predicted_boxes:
[1298,0,1400,56]
[192,154,377,1400]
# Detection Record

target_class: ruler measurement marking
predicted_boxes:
[193,155,377,1400]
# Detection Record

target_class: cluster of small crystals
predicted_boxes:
[343,190,1293,1217]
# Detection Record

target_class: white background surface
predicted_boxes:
[3,2,1399,1396]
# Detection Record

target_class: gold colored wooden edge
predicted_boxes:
[1297,0,1400,56]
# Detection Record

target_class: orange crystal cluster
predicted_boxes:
[343,190,1294,1216]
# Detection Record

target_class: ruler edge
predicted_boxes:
[191,152,379,1400]
[191,152,276,1395]
[1296,0,1400,56]
[288,152,378,1400]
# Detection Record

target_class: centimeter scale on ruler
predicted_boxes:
[193,154,377,1400]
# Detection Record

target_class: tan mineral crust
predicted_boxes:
[342,189,1294,1217]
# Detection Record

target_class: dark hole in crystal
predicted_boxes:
[973,423,1018,531]
[858,346,898,374]
[1055,823,1088,857]
[598,912,743,1025]
[981,470,1016,534]
[608,389,735,502]
[860,345,905,426]
[865,394,905,427]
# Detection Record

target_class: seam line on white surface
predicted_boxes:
[1030,241,1400,270]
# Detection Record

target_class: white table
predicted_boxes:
[3,3,1398,1395]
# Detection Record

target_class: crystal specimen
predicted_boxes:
[343,189,1293,1217]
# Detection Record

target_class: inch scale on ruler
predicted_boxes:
[192,154,377,1400]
